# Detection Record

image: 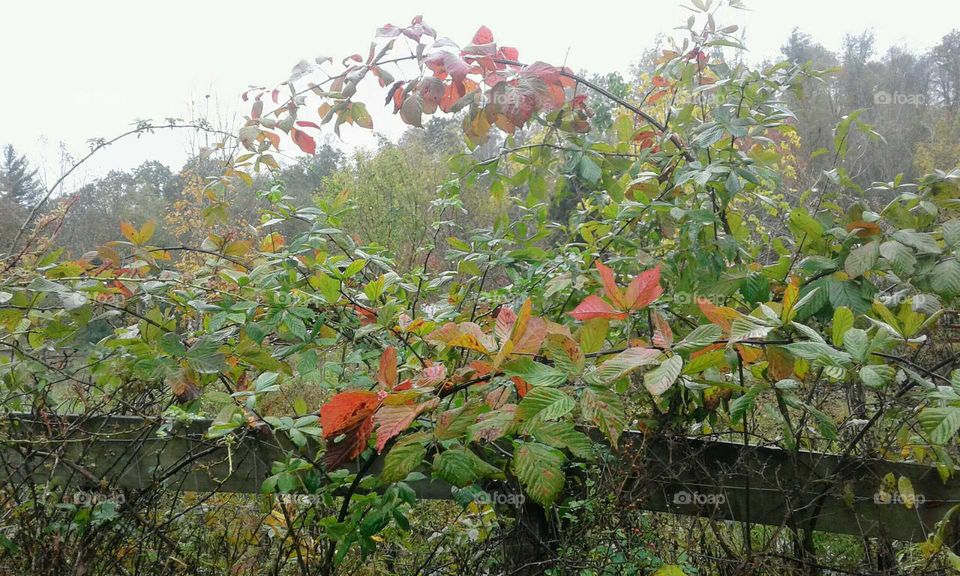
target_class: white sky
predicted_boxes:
[2,0,959,189]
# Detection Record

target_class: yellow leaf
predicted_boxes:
[139,219,156,244]
[119,221,137,243]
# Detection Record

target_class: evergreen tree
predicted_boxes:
[0,145,42,207]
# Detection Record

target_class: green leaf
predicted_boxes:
[831,307,854,347]
[186,337,226,374]
[740,273,770,304]
[596,347,661,384]
[784,341,851,367]
[643,355,683,396]
[515,388,574,425]
[921,408,960,445]
[843,328,869,362]
[844,241,879,279]
[892,230,940,255]
[581,386,627,448]
[944,219,960,250]
[577,318,608,354]
[159,333,186,357]
[728,315,775,344]
[730,385,763,423]
[675,324,722,352]
[879,240,917,277]
[931,259,960,298]
[512,442,565,506]
[578,156,602,185]
[502,358,566,387]
[788,208,823,239]
[859,364,895,389]
[529,420,595,459]
[381,437,427,483]
[432,448,504,485]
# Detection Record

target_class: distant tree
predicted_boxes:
[0,195,25,253]
[56,161,180,254]
[931,30,960,108]
[0,144,42,207]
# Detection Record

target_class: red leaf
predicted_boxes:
[319,391,379,440]
[353,305,377,326]
[569,294,628,321]
[424,52,471,83]
[373,397,439,453]
[595,261,626,309]
[512,376,531,398]
[522,61,560,84]
[324,415,373,469]
[472,26,494,45]
[625,265,663,311]
[498,47,519,63]
[377,346,398,390]
[290,128,316,155]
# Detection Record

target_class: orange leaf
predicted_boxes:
[595,261,626,309]
[119,221,137,243]
[512,376,531,398]
[569,295,628,321]
[651,310,673,349]
[846,220,882,238]
[377,346,398,390]
[766,346,795,381]
[697,297,739,333]
[319,391,379,440]
[427,322,495,353]
[259,232,286,253]
[625,265,663,310]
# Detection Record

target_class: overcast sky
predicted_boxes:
[2,1,958,189]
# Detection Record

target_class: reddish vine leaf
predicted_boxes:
[472,25,494,45]
[596,261,626,309]
[373,396,439,453]
[289,127,316,155]
[320,391,379,440]
[377,346,398,390]
[569,295,627,321]
[324,416,374,470]
[495,305,518,343]
[624,265,663,310]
